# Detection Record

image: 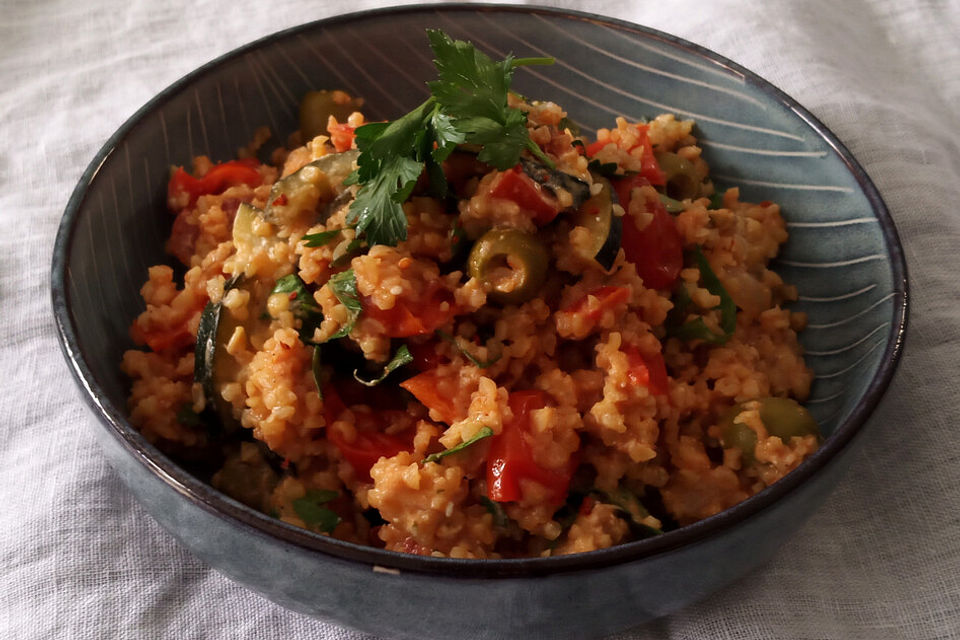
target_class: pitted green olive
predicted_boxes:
[720,397,821,465]
[655,151,701,201]
[468,228,549,305]
[720,411,760,465]
[299,90,362,141]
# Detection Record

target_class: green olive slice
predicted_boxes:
[298,90,363,141]
[468,228,549,305]
[720,397,821,465]
[655,151,700,201]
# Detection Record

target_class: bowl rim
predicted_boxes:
[52,2,909,579]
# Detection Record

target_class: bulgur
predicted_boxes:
[121,33,819,558]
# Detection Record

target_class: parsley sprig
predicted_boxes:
[344,29,554,247]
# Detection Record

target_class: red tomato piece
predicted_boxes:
[327,428,411,481]
[486,390,577,506]
[328,122,356,153]
[407,339,448,372]
[167,159,262,210]
[130,294,205,352]
[399,370,459,425]
[584,140,607,157]
[578,495,596,516]
[585,125,665,186]
[130,322,195,353]
[322,385,347,426]
[625,347,669,396]
[324,397,412,480]
[613,174,683,290]
[166,209,200,265]
[489,166,560,225]
[362,285,457,338]
[632,125,666,186]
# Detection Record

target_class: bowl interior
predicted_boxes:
[54,4,906,567]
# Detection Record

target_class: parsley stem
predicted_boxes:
[512,57,555,67]
[526,139,555,169]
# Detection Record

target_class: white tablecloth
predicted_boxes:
[4,0,958,637]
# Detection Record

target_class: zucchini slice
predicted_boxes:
[519,157,591,209]
[264,150,359,227]
[195,274,245,432]
[232,201,274,253]
[572,176,622,271]
[198,202,286,429]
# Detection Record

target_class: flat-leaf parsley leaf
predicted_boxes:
[344,29,554,247]
[327,269,361,340]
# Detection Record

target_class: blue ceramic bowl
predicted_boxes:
[52,5,907,639]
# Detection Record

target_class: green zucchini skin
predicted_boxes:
[573,176,622,271]
[516,157,622,270]
[194,273,244,432]
[264,150,359,226]
[519,157,591,209]
[597,210,623,272]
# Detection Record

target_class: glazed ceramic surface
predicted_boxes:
[52,5,907,638]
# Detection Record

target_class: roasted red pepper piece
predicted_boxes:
[486,390,576,505]
[167,158,262,210]
[613,174,683,290]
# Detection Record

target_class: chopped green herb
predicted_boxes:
[311,345,323,398]
[479,495,510,528]
[558,116,580,137]
[327,269,361,339]
[422,426,494,465]
[302,228,343,247]
[345,29,555,247]
[550,490,587,542]
[694,246,737,336]
[354,345,413,386]
[592,488,662,537]
[270,274,323,343]
[292,489,341,532]
[708,190,726,210]
[669,316,720,344]
[668,246,737,344]
[659,193,684,213]
[436,330,501,368]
